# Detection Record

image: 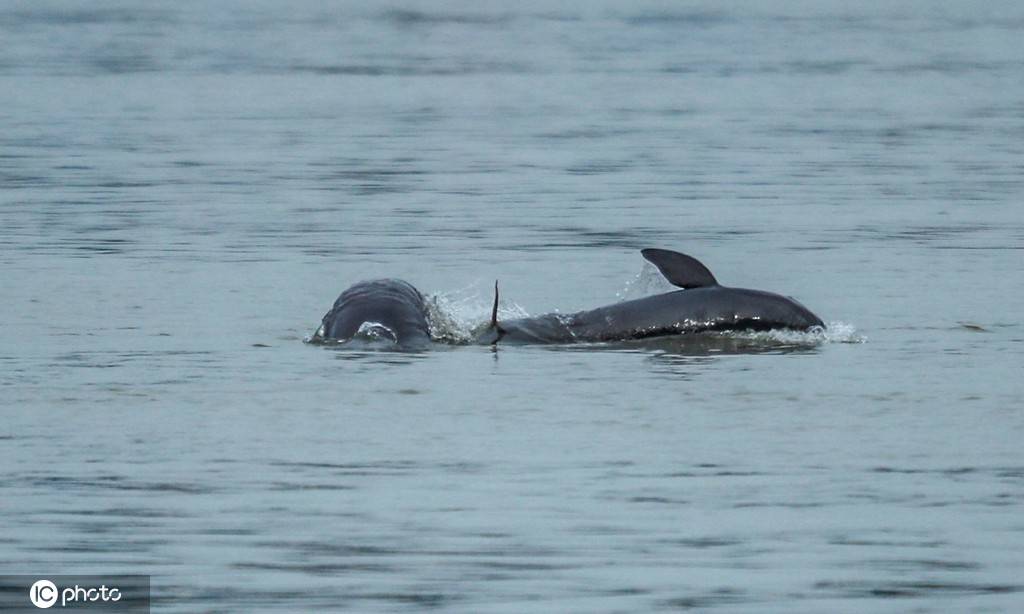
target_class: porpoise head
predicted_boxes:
[311,279,432,349]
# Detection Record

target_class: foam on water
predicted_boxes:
[821,321,865,344]
[715,321,864,345]
[425,283,531,344]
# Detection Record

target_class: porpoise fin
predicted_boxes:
[489,280,506,343]
[640,248,718,288]
[490,280,500,329]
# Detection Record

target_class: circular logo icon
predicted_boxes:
[29,580,58,609]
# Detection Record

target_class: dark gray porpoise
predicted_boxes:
[311,249,824,348]
[313,279,432,349]
[482,249,824,344]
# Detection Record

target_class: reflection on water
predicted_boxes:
[525,331,828,358]
[327,349,430,367]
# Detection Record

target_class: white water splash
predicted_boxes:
[302,323,326,344]
[715,321,865,345]
[821,321,866,344]
[354,321,398,342]
[616,263,675,301]
[425,282,530,344]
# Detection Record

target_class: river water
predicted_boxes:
[2,1,1023,612]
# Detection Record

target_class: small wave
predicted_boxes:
[822,321,865,344]
[715,321,864,345]
[302,324,326,345]
[303,322,400,347]
[355,321,398,342]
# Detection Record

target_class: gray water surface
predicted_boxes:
[2,1,1023,612]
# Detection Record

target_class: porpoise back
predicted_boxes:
[483,249,824,344]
